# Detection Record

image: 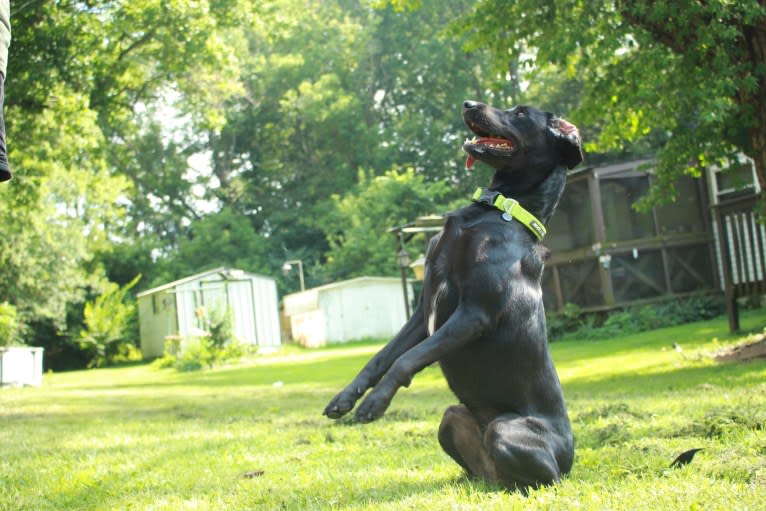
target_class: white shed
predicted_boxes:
[137,267,280,358]
[283,276,413,347]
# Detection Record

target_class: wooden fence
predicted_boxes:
[712,194,766,331]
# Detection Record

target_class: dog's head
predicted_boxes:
[462,101,583,176]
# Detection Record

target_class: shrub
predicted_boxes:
[152,309,253,372]
[546,303,585,339]
[174,337,215,372]
[548,293,727,341]
[77,275,141,367]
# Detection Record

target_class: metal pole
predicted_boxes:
[399,265,411,320]
[397,234,411,319]
[296,260,305,291]
[283,259,305,291]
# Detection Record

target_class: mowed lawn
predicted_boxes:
[2,310,766,511]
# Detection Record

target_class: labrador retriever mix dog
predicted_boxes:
[324,100,583,491]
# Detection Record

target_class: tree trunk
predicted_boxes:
[744,13,766,214]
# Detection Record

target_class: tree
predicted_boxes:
[150,207,273,288]
[452,0,766,207]
[5,1,247,363]
[321,167,451,281]
[207,0,509,285]
[1,86,129,328]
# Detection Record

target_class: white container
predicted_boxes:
[0,347,44,387]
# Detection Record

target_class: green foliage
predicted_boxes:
[206,0,497,284]
[149,207,273,288]
[322,167,451,280]
[77,275,141,368]
[1,85,130,329]
[0,302,19,347]
[6,0,249,355]
[456,0,766,207]
[548,294,726,341]
[173,337,217,372]
[165,335,250,372]
[152,308,249,372]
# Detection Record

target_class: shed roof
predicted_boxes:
[284,276,404,298]
[136,267,275,298]
[567,158,654,180]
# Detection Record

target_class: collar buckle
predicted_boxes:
[471,187,547,241]
[494,196,518,217]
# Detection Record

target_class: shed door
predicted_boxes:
[227,281,257,346]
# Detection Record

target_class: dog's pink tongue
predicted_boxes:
[464,137,512,169]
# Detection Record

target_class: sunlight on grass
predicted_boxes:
[1,310,765,510]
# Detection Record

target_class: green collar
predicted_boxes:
[472,187,547,240]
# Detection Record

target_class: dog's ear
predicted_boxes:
[548,116,583,169]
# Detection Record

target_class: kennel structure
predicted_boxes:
[392,159,722,314]
[137,267,280,358]
[541,159,718,312]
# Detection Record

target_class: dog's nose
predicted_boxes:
[463,100,480,110]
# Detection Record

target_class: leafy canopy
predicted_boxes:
[454,0,766,207]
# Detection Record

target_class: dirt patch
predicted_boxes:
[714,333,766,363]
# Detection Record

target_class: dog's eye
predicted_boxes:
[515,110,527,118]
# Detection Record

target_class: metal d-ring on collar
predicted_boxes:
[471,187,547,241]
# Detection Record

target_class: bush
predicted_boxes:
[77,275,141,367]
[546,303,586,339]
[548,293,727,341]
[174,337,215,372]
[151,308,253,372]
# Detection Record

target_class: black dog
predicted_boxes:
[324,100,583,491]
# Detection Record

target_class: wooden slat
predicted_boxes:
[712,194,764,332]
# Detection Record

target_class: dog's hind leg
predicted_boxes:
[438,405,498,481]
[484,413,572,491]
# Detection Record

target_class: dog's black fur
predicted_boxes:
[324,100,583,491]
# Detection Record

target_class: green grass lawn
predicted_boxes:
[2,310,766,511]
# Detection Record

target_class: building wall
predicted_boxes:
[284,277,411,346]
[137,291,178,358]
[252,276,280,347]
[289,310,326,348]
[322,280,408,343]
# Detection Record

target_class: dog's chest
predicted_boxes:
[421,213,546,336]
[421,228,462,336]
[422,251,456,336]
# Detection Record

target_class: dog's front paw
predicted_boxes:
[354,391,392,423]
[323,388,361,419]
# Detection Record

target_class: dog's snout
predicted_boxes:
[463,100,480,110]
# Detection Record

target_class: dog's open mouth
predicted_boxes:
[463,136,516,169]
